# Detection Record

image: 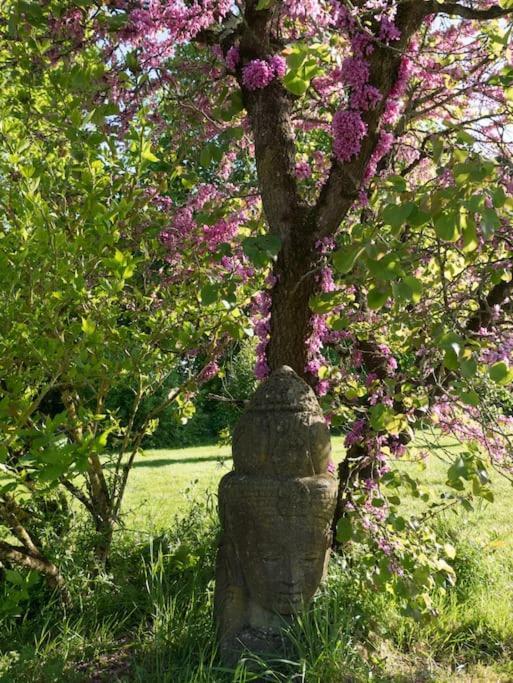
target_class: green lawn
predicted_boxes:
[3,434,513,682]
[116,434,513,681]
[123,434,513,555]
[122,443,233,529]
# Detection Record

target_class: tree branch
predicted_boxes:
[60,477,94,515]
[0,540,69,601]
[423,1,513,20]
[314,1,427,239]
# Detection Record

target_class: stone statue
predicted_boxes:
[214,366,337,665]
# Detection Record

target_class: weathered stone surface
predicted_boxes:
[232,365,331,477]
[215,366,337,666]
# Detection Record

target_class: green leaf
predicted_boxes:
[382,203,414,230]
[368,253,403,282]
[200,284,219,306]
[332,244,364,274]
[402,276,423,303]
[443,349,459,371]
[459,390,480,406]
[257,234,281,256]
[336,516,353,543]
[459,355,477,378]
[38,463,68,483]
[433,212,459,242]
[141,143,159,163]
[242,234,281,268]
[462,222,478,253]
[368,285,391,310]
[481,207,500,238]
[283,75,308,96]
[369,404,407,434]
[310,292,343,314]
[81,317,96,335]
[489,361,513,385]
[219,91,244,121]
[492,186,506,208]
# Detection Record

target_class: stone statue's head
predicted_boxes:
[215,366,338,665]
[218,366,337,616]
[232,366,331,478]
[220,475,336,614]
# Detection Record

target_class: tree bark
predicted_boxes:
[267,226,320,379]
[0,540,70,604]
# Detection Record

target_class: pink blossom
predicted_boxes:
[350,84,382,111]
[332,110,367,162]
[379,16,401,43]
[255,358,270,380]
[341,57,369,89]
[225,46,240,71]
[295,160,312,179]
[345,418,366,447]
[364,130,395,183]
[317,379,330,396]
[243,59,275,90]
[269,55,287,78]
[351,32,375,57]
[199,361,219,383]
[284,0,324,21]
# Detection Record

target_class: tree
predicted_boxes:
[100,0,513,605]
[0,2,256,598]
[3,0,513,609]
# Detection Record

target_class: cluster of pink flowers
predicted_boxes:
[433,399,513,471]
[345,418,367,447]
[198,361,220,383]
[283,0,324,22]
[225,46,240,72]
[159,182,258,288]
[242,56,287,90]
[341,57,370,89]
[379,16,401,43]
[295,160,312,179]
[331,9,412,183]
[303,238,352,396]
[327,459,337,475]
[332,110,368,162]
[480,329,513,365]
[251,290,272,379]
[49,8,85,43]
[332,12,402,162]
[383,56,413,125]
[124,0,233,66]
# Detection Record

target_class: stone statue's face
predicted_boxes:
[236,516,330,614]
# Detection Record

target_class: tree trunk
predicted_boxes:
[0,540,71,605]
[93,515,114,568]
[267,231,319,381]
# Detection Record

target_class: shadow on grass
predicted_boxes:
[132,455,232,468]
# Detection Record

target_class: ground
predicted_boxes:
[122,434,513,681]
[2,434,513,682]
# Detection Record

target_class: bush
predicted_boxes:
[105,341,258,450]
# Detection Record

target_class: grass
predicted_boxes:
[122,443,232,529]
[123,434,513,553]
[2,432,513,681]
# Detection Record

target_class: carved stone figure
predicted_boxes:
[215,366,337,665]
